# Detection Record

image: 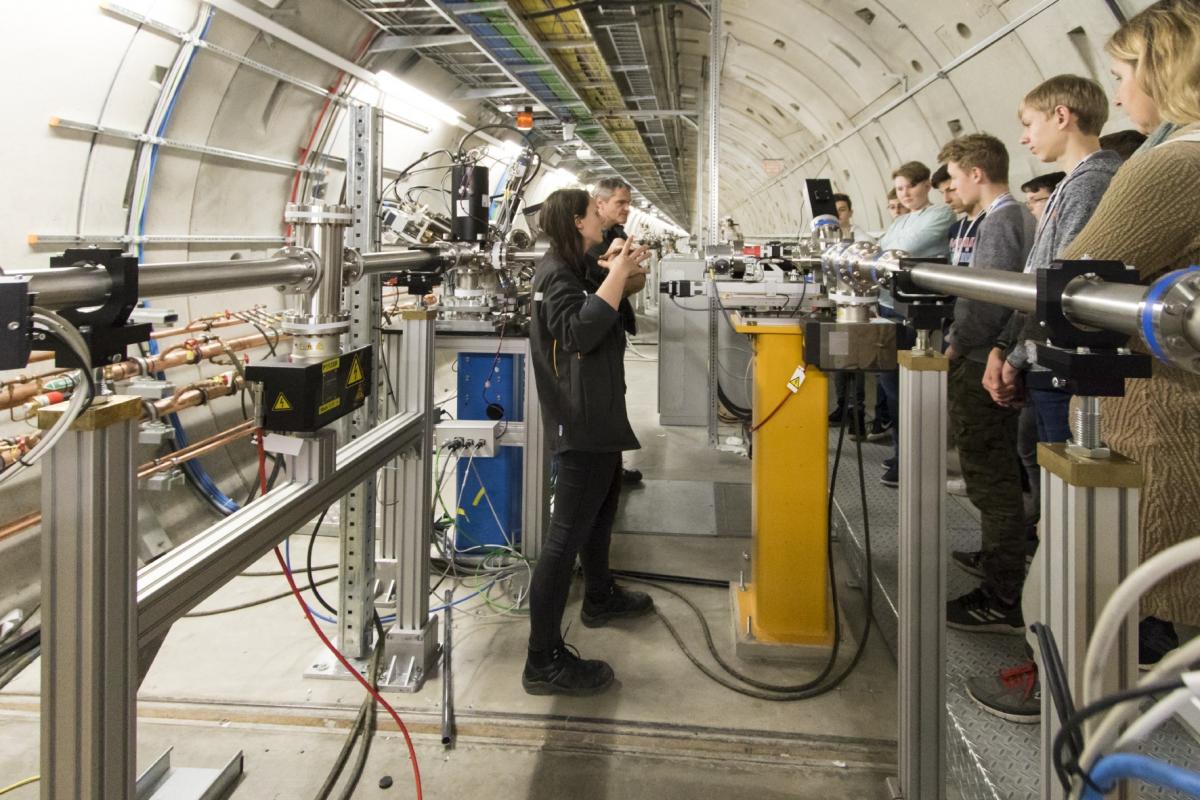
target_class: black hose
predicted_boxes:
[611,568,727,589]
[716,382,752,420]
[625,373,876,700]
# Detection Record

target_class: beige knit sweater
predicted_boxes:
[1064,122,1200,625]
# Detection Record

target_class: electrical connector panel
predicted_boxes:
[434,419,502,457]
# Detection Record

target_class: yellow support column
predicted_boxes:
[731,315,833,659]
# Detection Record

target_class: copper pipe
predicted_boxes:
[0,331,283,411]
[3,412,254,539]
[138,421,256,479]
[150,373,245,418]
[0,512,40,544]
[23,317,263,367]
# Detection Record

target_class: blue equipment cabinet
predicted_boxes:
[455,351,523,553]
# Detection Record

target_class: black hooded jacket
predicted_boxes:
[586,223,637,336]
[530,247,640,455]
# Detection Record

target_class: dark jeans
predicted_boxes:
[528,450,622,653]
[1018,404,1040,527]
[1028,387,1072,443]
[949,358,1025,600]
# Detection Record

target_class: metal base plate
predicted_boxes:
[729,583,840,663]
[136,748,242,800]
[305,619,443,693]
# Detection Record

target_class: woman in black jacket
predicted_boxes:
[523,188,653,696]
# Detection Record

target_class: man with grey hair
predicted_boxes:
[588,177,644,484]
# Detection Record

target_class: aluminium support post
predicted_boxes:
[379,310,440,691]
[337,101,384,659]
[39,396,141,800]
[518,335,549,560]
[1037,443,1140,800]
[890,349,948,800]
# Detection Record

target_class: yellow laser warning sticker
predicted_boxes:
[273,393,293,411]
[785,365,806,394]
[346,354,364,386]
[322,357,340,374]
[318,397,341,415]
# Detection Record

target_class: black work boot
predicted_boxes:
[522,642,615,696]
[581,581,654,628]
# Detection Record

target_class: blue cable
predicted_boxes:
[1082,753,1200,799]
[139,10,492,628]
[140,11,241,516]
[430,582,494,615]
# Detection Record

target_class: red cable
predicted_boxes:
[749,391,793,434]
[255,433,424,799]
[272,546,424,800]
[286,28,380,214]
[257,428,269,495]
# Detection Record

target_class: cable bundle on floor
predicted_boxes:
[625,374,876,702]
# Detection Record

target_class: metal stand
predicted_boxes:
[38,396,241,800]
[378,310,441,692]
[435,334,549,560]
[1037,443,1140,800]
[338,101,384,660]
[889,350,948,800]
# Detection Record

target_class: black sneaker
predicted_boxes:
[522,643,615,696]
[849,416,869,441]
[866,419,893,442]
[966,661,1041,723]
[880,464,898,488]
[828,407,848,426]
[621,467,643,484]
[947,587,1024,635]
[883,456,897,470]
[1139,616,1180,671]
[952,549,986,579]
[581,582,654,627]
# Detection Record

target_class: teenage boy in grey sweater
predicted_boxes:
[968,75,1123,725]
[984,76,1123,444]
[937,134,1035,636]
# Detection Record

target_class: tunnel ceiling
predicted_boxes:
[346,0,1144,235]
[673,0,1142,235]
[342,0,701,225]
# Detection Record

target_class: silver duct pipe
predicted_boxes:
[906,263,1039,314]
[820,242,1200,373]
[16,247,447,310]
[357,248,443,276]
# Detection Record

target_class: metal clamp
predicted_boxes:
[341,246,364,285]
[273,245,322,294]
[1136,266,1200,373]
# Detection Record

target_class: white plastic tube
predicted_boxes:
[1077,636,1200,781]
[1113,682,1197,751]
[1082,536,1200,709]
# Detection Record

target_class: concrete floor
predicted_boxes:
[0,339,900,799]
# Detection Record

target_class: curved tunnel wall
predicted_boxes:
[688,0,1152,235]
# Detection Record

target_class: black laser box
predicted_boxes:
[246,345,373,433]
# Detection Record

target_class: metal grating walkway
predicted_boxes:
[829,430,1200,800]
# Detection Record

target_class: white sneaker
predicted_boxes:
[946,477,967,496]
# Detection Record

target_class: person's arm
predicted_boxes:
[1064,147,1200,280]
[594,238,649,311]
[539,262,625,355]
